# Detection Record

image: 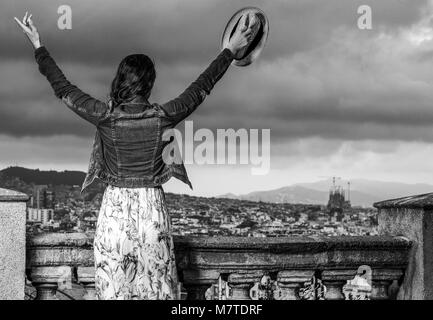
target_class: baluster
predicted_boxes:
[371,281,391,300]
[388,280,401,300]
[370,269,403,300]
[205,276,230,300]
[178,283,188,300]
[33,283,59,300]
[77,267,96,300]
[182,269,221,300]
[321,270,356,300]
[275,270,315,300]
[230,283,253,300]
[227,271,263,300]
[184,284,211,300]
[30,266,72,300]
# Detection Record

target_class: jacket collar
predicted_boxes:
[126,95,150,105]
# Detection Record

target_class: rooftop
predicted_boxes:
[374,193,433,210]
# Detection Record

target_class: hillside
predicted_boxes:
[0,166,85,186]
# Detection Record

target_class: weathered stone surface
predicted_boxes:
[277,270,314,283]
[77,266,95,283]
[0,188,29,202]
[28,232,92,247]
[27,234,411,270]
[0,188,29,300]
[26,233,412,300]
[30,266,72,284]
[174,236,411,270]
[321,270,358,281]
[27,233,94,267]
[377,205,433,300]
[227,270,264,284]
[182,269,221,284]
[375,193,433,210]
[174,235,411,252]
[27,233,411,270]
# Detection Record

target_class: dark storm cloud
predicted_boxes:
[1,0,433,144]
[0,0,428,63]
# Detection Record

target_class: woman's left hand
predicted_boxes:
[14,12,41,49]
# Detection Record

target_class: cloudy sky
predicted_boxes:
[2,0,433,196]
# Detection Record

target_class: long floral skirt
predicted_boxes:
[94,185,179,300]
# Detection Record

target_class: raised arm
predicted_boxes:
[161,13,253,125]
[161,49,234,124]
[14,12,108,126]
[34,46,108,125]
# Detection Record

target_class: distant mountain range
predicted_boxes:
[2,166,433,207]
[219,179,433,207]
[219,185,379,207]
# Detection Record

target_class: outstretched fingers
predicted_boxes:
[14,16,30,33]
[239,13,250,32]
[28,16,36,32]
[14,11,40,49]
[14,11,37,34]
[22,12,29,26]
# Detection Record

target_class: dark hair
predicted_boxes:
[110,54,156,106]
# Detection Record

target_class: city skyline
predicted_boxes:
[3,0,433,197]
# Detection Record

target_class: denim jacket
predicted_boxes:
[35,46,234,192]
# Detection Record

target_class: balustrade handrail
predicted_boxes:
[27,233,411,267]
[27,233,411,249]
[175,235,410,251]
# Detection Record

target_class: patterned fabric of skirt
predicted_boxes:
[94,185,179,300]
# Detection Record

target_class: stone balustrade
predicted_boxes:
[26,233,93,300]
[175,236,409,300]
[26,233,411,300]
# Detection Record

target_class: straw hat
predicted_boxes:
[221,7,269,67]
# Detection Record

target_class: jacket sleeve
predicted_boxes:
[35,46,108,125]
[161,48,234,125]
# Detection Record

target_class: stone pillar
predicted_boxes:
[321,270,355,300]
[275,270,314,300]
[370,269,403,300]
[30,266,72,300]
[227,271,263,300]
[0,188,29,300]
[77,267,97,300]
[182,269,221,300]
[375,194,433,300]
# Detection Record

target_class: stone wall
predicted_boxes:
[0,188,29,300]
[375,193,433,300]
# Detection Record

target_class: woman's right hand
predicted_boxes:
[14,11,41,49]
[224,14,253,56]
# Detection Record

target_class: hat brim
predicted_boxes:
[221,7,269,67]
